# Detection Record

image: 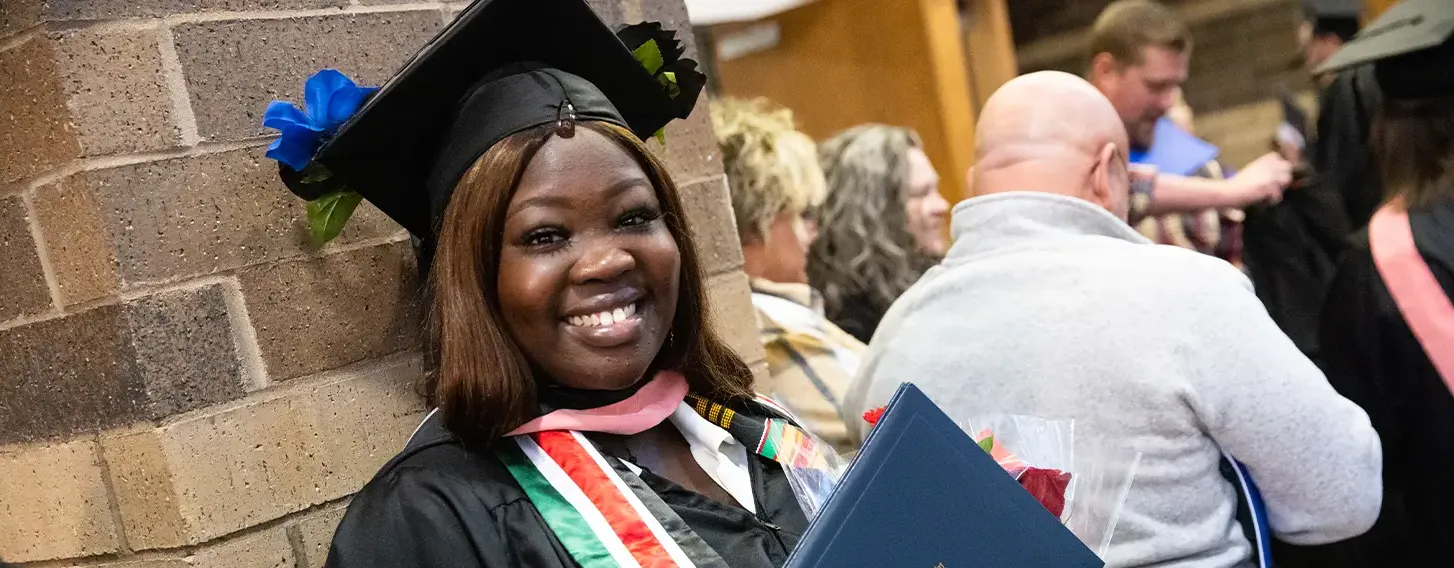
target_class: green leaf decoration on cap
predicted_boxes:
[659,71,680,98]
[633,39,666,75]
[618,21,709,147]
[307,190,364,246]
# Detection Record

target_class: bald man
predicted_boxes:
[843,72,1381,568]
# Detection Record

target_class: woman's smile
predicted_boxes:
[562,293,647,348]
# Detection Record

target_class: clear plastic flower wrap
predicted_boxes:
[1062,439,1141,557]
[786,408,1142,559]
[957,414,1140,558]
[779,439,848,520]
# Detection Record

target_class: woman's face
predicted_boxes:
[497,128,681,391]
[744,210,817,284]
[903,148,950,256]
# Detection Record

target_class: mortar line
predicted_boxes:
[91,433,135,556]
[115,231,410,292]
[286,524,309,568]
[155,25,203,146]
[21,192,67,312]
[0,23,42,53]
[0,307,62,332]
[219,277,271,391]
[14,495,358,568]
[46,18,162,34]
[161,3,451,25]
[156,350,422,428]
[23,138,272,191]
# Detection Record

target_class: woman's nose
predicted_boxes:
[930,192,951,216]
[570,241,636,283]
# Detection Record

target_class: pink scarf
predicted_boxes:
[506,371,689,436]
[1369,199,1454,382]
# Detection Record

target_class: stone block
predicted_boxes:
[104,429,187,551]
[65,560,189,568]
[293,502,349,568]
[173,11,443,142]
[749,359,770,389]
[78,147,400,286]
[0,0,42,41]
[0,35,81,186]
[125,283,246,418]
[51,27,180,156]
[676,177,743,277]
[40,0,346,21]
[654,97,722,185]
[0,306,148,445]
[190,527,294,568]
[704,270,763,365]
[0,438,119,563]
[238,241,420,381]
[0,195,52,320]
[104,356,424,549]
[31,174,120,306]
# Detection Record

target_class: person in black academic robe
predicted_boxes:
[254,1,818,567]
[1311,199,1454,565]
[1242,1,1381,357]
[327,403,809,568]
[1275,2,1454,565]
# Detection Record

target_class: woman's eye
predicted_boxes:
[619,208,662,228]
[521,228,566,247]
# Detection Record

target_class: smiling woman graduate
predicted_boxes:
[260,1,814,566]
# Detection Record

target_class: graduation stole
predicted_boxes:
[498,373,829,568]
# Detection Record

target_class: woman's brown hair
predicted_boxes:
[425,120,755,443]
[1373,97,1454,209]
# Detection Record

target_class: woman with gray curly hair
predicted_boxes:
[809,125,950,343]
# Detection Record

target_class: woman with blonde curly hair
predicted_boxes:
[809,125,950,343]
[711,98,863,450]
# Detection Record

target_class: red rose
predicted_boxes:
[862,406,886,426]
[1018,467,1072,518]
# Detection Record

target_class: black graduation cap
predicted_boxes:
[1304,0,1361,19]
[276,0,706,240]
[1303,0,1362,41]
[1315,0,1454,100]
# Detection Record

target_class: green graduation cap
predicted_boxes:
[1315,0,1454,99]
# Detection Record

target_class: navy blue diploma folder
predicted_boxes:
[785,384,1105,567]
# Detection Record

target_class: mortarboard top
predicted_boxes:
[1302,0,1362,42]
[1315,0,1454,99]
[1303,0,1361,20]
[275,0,705,240]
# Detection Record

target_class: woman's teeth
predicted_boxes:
[567,303,637,327]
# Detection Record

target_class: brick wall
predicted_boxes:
[1011,0,1312,169]
[0,1,760,565]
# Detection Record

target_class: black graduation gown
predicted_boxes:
[1274,199,1454,567]
[324,410,809,568]
[1243,65,1383,357]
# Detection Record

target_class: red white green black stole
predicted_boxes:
[498,394,830,568]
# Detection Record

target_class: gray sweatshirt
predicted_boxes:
[842,192,1382,568]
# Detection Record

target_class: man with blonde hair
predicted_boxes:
[1087,0,1293,221]
[711,98,863,450]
